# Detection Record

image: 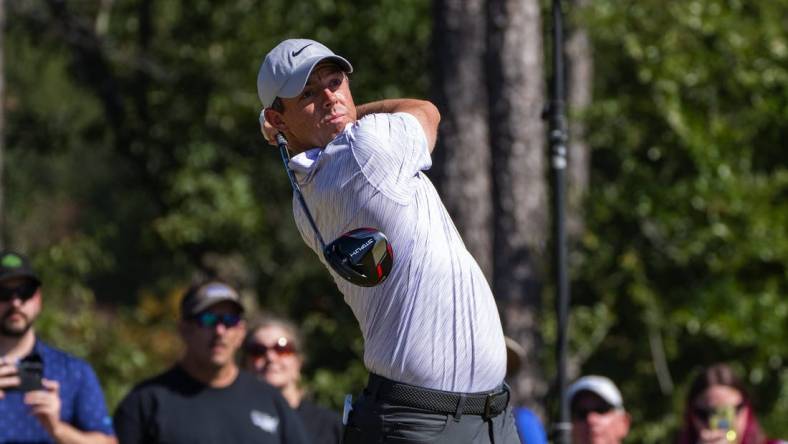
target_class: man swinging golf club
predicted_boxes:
[258,38,520,443]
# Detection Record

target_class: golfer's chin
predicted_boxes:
[318,121,350,145]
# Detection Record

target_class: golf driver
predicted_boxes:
[276,133,393,287]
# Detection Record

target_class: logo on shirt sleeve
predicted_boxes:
[250,410,279,434]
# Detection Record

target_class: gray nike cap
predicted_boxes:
[257,38,354,108]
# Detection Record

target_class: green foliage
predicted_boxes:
[3,0,786,440]
[29,244,179,409]
[5,0,430,414]
[570,0,788,440]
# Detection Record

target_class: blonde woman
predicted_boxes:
[243,315,342,444]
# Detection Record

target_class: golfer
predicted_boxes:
[258,38,519,443]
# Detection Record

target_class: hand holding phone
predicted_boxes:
[16,360,44,392]
[24,379,63,435]
[0,358,22,397]
[708,406,737,443]
[0,357,43,390]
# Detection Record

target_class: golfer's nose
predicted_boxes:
[322,88,337,108]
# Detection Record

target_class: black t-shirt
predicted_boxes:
[114,366,310,444]
[297,399,342,444]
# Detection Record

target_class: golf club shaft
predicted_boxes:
[276,133,327,249]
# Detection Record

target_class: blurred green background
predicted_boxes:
[2,0,786,441]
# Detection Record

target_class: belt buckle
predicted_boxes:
[483,388,509,420]
[483,392,494,420]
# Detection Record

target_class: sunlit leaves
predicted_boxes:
[576,0,788,440]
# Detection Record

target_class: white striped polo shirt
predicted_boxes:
[288,112,506,393]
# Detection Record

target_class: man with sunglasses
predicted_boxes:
[258,38,517,443]
[0,251,117,444]
[113,280,309,444]
[567,375,631,444]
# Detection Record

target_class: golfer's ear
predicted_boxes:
[264,108,287,132]
[616,411,631,438]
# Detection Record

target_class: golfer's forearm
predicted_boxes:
[357,99,417,116]
[357,99,441,151]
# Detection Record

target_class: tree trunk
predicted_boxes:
[562,0,594,384]
[566,0,592,243]
[487,0,548,412]
[0,0,5,249]
[44,0,166,210]
[430,0,493,278]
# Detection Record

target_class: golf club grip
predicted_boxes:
[276,132,288,148]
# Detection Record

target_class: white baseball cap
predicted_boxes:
[257,38,353,108]
[180,281,244,318]
[567,375,624,409]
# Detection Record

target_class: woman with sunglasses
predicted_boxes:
[677,363,785,444]
[242,315,342,444]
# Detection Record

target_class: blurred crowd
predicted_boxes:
[1,250,784,444]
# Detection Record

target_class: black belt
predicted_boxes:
[366,373,510,419]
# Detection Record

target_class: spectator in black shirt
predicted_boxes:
[243,315,342,444]
[114,280,310,444]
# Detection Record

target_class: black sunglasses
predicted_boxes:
[571,403,615,421]
[191,312,242,329]
[244,337,297,357]
[692,402,745,423]
[0,281,39,303]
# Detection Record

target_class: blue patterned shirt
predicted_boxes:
[0,340,114,443]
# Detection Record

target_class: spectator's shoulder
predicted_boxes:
[116,366,182,413]
[38,340,78,360]
[37,341,96,374]
[236,369,280,394]
[235,370,294,409]
[128,366,181,394]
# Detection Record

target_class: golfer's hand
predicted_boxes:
[0,358,21,398]
[24,379,62,436]
[259,109,278,146]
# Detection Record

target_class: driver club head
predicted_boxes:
[323,228,393,287]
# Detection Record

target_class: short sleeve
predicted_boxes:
[113,389,148,444]
[350,112,432,204]
[72,361,115,435]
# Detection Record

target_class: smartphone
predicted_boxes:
[709,406,737,442]
[13,360,44,392]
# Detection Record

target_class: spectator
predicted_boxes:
[676,363,786,444]
[0,250,116,444]
[242,315,343,444]
[258,37,517,443]
[568,375,631,444]
[505,336,547,444]
[113,280,309,444]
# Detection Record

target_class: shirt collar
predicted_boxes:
[289,147,322,171]
[24,339,46,363]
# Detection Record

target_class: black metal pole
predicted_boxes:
[546,0,571,443]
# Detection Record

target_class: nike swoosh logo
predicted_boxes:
[291,44,313,57]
